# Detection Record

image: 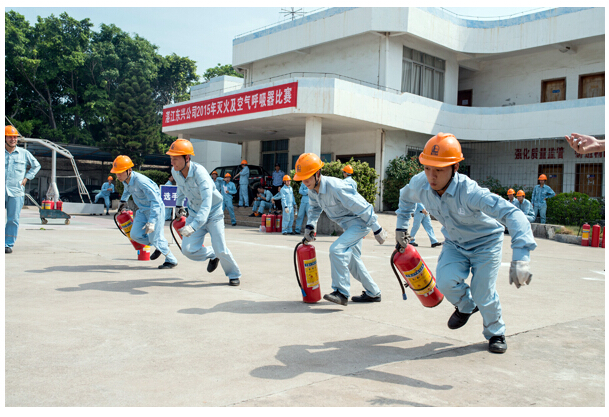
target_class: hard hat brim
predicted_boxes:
[419,154,464,168]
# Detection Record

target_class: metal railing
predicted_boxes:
[234,7,329,39]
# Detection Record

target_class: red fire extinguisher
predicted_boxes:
[55,200,63,211]
[591,224,601,247]
[602,227,606,248]
[390,244,444,308]
[581,223,591,246]
[114,210,151,261]
[266,214,275,233]
[293,238,322,303]
[170,216,187,251]
[275,214,282,232]
[261,214,267,227]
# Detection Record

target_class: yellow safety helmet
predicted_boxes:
[110,155,134,174]
[419,133,464,168]
[293,153,325,181]
[166,139,195,156]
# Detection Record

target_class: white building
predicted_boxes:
[163,7,605,210]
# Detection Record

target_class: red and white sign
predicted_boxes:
[163,81,298,127]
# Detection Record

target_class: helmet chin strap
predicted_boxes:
[438,165,457,194]
[314,171,321,189]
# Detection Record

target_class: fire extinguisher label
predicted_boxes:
[304,257,320,289]
[266,218,272,228]
[402,261,436,296]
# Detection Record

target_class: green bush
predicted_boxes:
[477,176,533,201]
[382,156,423,211]
[546,192,604,226]
[114,169,170,197]
[289,158,379,206]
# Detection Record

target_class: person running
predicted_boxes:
[395,133,536,354]
[294,153,387,306]
[94,176,115,215]
[113,155,178,269]
[409,203,442,248]
[167,139,241,286]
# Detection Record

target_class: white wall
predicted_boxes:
[191,139,242,172]
[459,40,604,107]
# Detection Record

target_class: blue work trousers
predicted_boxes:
[252,200,272,214]
[282,206,294,234]
[294,201,309,233]
[410,212,439,245]
[181,205,241,280]
[130,209,177,264]
[436,237,505,339]
[165,207,173,221]
[533,204,547,224]
[5,192,24,248]
[238,185,249,207]
[329,224,381,298]
[223,200,236,225]
[94,193,111,211]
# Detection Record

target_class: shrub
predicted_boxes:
[289,158,379,206]
[114,169,170,196]
[546,192,604,226]
[477,176,533,201]
[382,156,423,211]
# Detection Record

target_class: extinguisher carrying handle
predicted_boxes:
[170,218,182,252]
[113,212,128,238]
[390,249,409,301]
[293,240,307,298]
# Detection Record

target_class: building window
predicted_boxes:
[401,46,445,101]
[575,163,603,198]
[579,73,605,99]
[541,78,566,103]
[261,139,289,173]
[538,164,563,194]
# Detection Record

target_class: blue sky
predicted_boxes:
[7,5,551,78]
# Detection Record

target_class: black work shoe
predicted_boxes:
[431,242,442,248]
[232,223,237,226]
[207,257,219,273]
[248,213,256,217]
[410,242,419,247]
[489,335,507,353]
[351,291,381,303]
[158,261,177,269]
[5,247,12,254]
[150,249,162,260]
[447,306,479,329]
[229,279,240,286]
[323,290,348,306]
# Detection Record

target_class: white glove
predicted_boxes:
[374,227,387,245]
[304,225,316,242]
[395,228,412,252]
[284,207,290,214]
[179,225,195,238]
[509,261,532,288]
[143,222,155,234]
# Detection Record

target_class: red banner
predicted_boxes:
[163,81,298,127]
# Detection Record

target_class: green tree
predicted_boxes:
[382,155,424,210]
[202,63,243,81]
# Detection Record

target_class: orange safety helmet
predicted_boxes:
[342,165,353,174]
[293,153,325,181]
[5,125,20,137]
[538,174,547,181]
[283,175,291,182]
[107,176,114,181]
[507,189,515,195]
[166,139,195,156]
[110,155,134,174]
[240,160,248,165]
[224,173,232,178]
[419,132,464,168]
[211,170,218,176]
[516,190,526,197]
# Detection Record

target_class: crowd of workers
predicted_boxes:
[5,125,605,353]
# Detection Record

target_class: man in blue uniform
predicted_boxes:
[233,160,249,207]
[395,133,537,354]
[532,174,555,224]
[295,153,388,306]
[294,182,309,234]
[272,175,296,234]
[515,190,535,223]
[249,185,273,217]
[5,125,41,253]
[114,155,178,269]
[342,165,357,191]
[222,173,237,226]
[167,139,241,286]
[409,203,442,248]
[94,176,115,215]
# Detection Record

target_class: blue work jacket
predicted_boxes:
[273,184,296,209]
[173,162,224,231]
[343,176,358,191]
[396,172,536,261]
[221,180,237,202]
[307,175,381,232]
[237,166,249,185]
[532,185,555,206]
[515,198,535,218]
[298,183,309,204]
[99,182,115,196]
[272,170,285,186]
[120,172,164,220]
[5,147,41,197]
[258,189,273,202]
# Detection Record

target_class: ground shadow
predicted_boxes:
[56,278,223,295]
[26,264,156,274]
[178,300,343,315]
[250,334,476,392]
[367,396,431,407]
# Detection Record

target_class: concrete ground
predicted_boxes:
[4,207,605,407]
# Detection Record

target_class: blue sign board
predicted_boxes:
[160,185,187,207]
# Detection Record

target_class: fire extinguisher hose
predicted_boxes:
[113,212,128,238]
[391,246,409,300]
[293,239,307,298]
[170,217,182,252]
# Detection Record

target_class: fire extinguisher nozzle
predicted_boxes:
[403,294,407,301]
